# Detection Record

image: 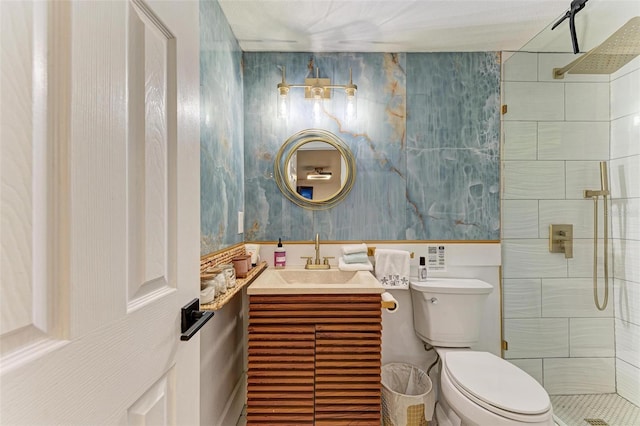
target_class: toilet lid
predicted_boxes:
[444,351,551,416]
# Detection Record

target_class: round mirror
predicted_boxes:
[274,129,356,210]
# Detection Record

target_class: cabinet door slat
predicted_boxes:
[248,293,381,424]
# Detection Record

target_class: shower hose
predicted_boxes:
[591,194,609,311]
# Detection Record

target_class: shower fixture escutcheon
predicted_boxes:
[549,224,574,259]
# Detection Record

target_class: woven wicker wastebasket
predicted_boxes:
[381,363,435,426]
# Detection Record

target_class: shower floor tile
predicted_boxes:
[551,394,640,426]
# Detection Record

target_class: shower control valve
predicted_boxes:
[549,224,574,259]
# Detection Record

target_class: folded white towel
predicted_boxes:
[342,243,368,255]
[338,256,373,271]
[374,249,411,289]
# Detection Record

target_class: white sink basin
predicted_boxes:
[247,268,384,295]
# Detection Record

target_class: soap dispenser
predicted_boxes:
[418,256,427,282]
[274,238,286,268]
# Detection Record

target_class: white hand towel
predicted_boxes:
[341,243,368,255]
[338,256,373,271]
[374,249,411,289]
[342,252,370,264]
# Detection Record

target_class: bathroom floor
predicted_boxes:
[551,394,640,426]
[236,396,640,426]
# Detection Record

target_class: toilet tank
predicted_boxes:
[410,278,493,347]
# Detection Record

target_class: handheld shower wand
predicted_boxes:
[584,161,609,311]
[600,161,609,196]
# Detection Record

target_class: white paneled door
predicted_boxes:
[1,1,201,424]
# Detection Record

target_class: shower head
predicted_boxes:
[554,17,640,79]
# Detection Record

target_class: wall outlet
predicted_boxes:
[238,211,244,234]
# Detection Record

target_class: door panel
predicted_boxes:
[0,0,65,369]
[0,1,200,424]
[128,369,176,425]
[127,0,178,308]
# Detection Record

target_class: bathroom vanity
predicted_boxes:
[247,269,384,425]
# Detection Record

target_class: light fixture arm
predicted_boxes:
[277,66,357,97]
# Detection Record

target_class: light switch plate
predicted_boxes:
[238,211,244,234]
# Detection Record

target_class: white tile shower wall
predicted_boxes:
[611,55,640,403]
[502,52,613,394]
[503,318,569,358]
[614,279,640,326]
[502,82,564,121]
[569,318,615,358]
[502,239,568,278]
[503,279,542,318]
[538,200,600,239]
[617,359,640,406]
[565,161,611,199]
[610,114,640,159]
[538,122,609,160]
[502,121,537,160]
[544,358,616,394]
[565,83,610,121]
[611,198,640,241]
[613,239,640,283]
[502,161,566,199]
[610,155,640,199]
[615,318,640,368]
[508,359,543,384]
[568,238,613,278]
[541,278,613,318]
[501,200,538,239]
[503,52,537,82]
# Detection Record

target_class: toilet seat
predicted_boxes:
[443,351,551,422]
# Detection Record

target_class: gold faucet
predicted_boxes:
[302,233,333,269]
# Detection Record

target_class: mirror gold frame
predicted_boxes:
[274,129,356,210]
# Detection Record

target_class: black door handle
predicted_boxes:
[180,298,214,341]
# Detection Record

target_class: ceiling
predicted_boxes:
[218,0,640,53]
[218,0,571,52]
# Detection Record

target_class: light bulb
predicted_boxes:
[345,96,356,121]
[345,87,357,122]
[312,97,323,121]
[276,86,289,119]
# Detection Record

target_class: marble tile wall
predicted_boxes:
[200,0,244,255]
[198,3,245,425]
[243,52,501,242]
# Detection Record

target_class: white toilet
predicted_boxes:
[410,278,554,426]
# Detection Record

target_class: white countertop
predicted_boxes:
[247,267,384,295]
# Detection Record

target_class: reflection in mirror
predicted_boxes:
[288,142,345,201]
[274,129,356,210]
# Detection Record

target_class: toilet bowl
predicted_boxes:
[409,278,554,426]
[438,349,553,426]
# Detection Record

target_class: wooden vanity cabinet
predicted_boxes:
[247,293,382,425]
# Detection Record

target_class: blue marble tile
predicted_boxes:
[406,53,501,240]
[242,51,499,241]
[243,52,407,241]
[200,10,500,245]
[199,0,245,254]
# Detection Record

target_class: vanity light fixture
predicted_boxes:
[306,168,332,180]
[277,66,357,122]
